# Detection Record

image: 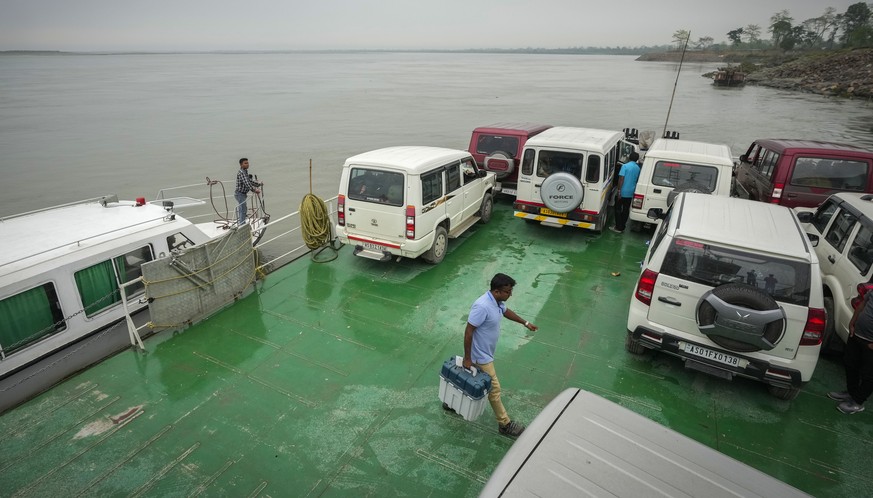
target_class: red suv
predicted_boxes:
[467,123,552,197]
[734,139,873,208]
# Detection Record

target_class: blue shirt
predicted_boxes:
[468,291,506,364]
[619,160,641,198]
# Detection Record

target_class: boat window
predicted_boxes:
[421,169,443,204]
[347,168,405,207]
[168,232,195,252]
[661,238,811,306]
[585,154,601,183]
[74,246,154,318]
[652,161,718,191]
[521,149,535,176]
[811,199,839,233]
[538,150,584,178]
[0,282,66,357]
[446,162,461,193]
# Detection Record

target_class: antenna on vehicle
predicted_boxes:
[663,31,690,139]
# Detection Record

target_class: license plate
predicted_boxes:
[683,343,740,367]
[540,208,567,218]
[361,242,385,251]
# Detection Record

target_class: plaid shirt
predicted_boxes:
[235,168,257,194]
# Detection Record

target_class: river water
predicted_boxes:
[2,51,872,227]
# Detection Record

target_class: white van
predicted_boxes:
[336,146,496,264]
[629,138,735,226]
[513,127,638,231]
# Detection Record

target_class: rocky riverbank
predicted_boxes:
[638,49,873,99]
[743,49,873,99]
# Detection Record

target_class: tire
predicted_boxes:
[768,384,801,401]
[667,182,711,205]
[422,225,448,264]
[540,172,584,213]
[478,195,493,223]
[625,330,646,354]
[484,151,514,179]
[822,296,837,353]
[696,283,785,353]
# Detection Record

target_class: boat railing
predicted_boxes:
[0,194,119,223]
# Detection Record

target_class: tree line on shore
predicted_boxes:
[673,3,873,53]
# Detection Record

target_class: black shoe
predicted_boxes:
[498,420,525,437]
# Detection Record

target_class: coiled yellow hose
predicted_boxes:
[300,193,332,250]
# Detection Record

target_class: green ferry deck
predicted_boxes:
[1,201,870,497]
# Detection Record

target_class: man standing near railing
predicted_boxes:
[235,158,261,226]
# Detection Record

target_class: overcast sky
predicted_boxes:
[0,0,860,52]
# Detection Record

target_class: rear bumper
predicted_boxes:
[337,228,432,260]
[629,325,805,387]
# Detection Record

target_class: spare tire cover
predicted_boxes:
[540,172,584,213]
[484,151,514,179]
[696,283,785,353]
[667,182,711,205]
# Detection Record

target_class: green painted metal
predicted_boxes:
[0,201,868,497]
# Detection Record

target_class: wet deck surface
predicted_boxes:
[2,200,871,497]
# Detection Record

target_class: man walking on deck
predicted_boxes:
[828,288,873,414]
[611,151,641,233]
[463,273,538,437]
[235,158,261,226]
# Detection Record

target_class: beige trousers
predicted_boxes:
[474,361,510,426]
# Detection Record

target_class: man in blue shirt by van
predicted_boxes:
[611,152,641,233]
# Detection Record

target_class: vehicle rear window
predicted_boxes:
[347,168,405,207]
[661,238,811,306]
[476,135,520,156]
[652,161,719,191]
[848,224,873,275]
[537,150,584,178]
[791,157,868,190]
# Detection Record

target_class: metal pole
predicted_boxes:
[663,31,690,138]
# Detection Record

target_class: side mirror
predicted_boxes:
[478,170,487,178]
[739,154,748,163]
[647,208,665,220]
[807,233,820,247]
[796,211,814,223]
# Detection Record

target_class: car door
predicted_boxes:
[443,162,465,229]
[835,221,873,340]
[460,158,484,220]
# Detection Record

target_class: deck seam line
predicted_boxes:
[193,351,317,407]
[10,406,142,497]
[75,424,174,496]
[226,328,350,377]
[1,381,97,438]
[261,309,377,350]
[129,441,200,498]
[187,459,235,497]
[0,395,121,473]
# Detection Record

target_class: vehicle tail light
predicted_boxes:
[405,205,415,239]
[635,269,658,305]
[770,182,784,203]
[632,193,644,210]
[800,307,825,346]
[851,282,873,309]
[338,194,345,226]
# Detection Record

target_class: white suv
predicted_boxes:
[797,192,873,351]
[626,193,825,400]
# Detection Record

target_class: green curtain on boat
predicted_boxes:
[74,259,120,317]
[0,285,57,354]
